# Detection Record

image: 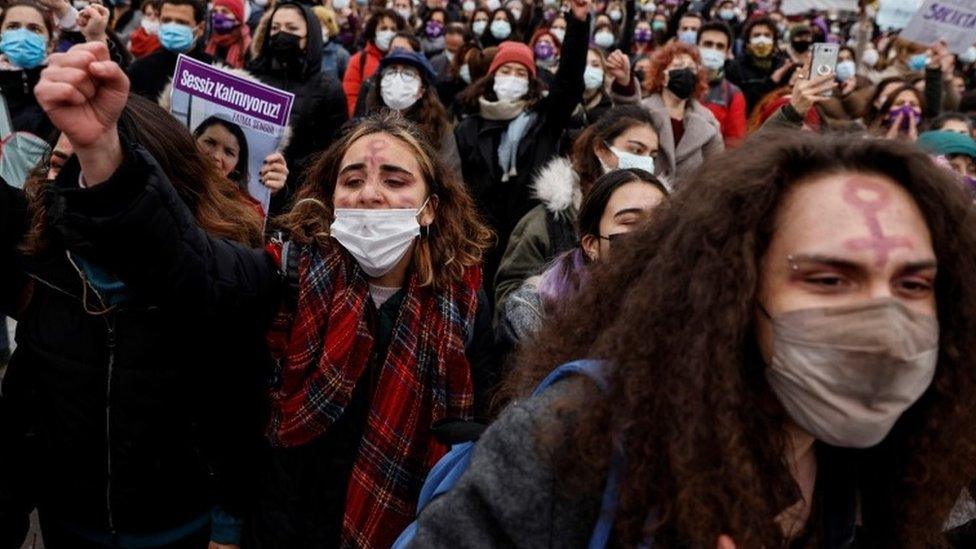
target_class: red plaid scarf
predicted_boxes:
[266,241,481,548]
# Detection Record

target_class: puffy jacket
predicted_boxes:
[0,66,52,139]
[343,43,384,116]
[0,136,280,545]
[454,13,588,290]
[248,2,349,214]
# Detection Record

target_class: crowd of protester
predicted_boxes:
[3,0,976,546]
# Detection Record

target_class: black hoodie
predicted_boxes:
[247,2,348,214]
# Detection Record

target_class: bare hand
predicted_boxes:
[926,39,954,74]
[789,61,835,117]
[34,0,71,17]
[78,4,109,43]
[771,61,797,85]
[885,111,904,140]
[717,535,736,549]
[35,42,128,184]
[260,152,288,194]
[569,0,591,22]
[906,107,918,141]
[605,49,631,85]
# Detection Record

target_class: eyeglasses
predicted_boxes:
[383,67,421,80]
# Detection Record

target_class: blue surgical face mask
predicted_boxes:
[607,143,655,174]
[490,19,511,40]
[908,53,928,72]
[959,46,976,65]
[700,47,725,71]
[159,22,195,53]
[0,28,47,69]
[835,59,856,82]
[460,63,472,83]
[678,29,697,45]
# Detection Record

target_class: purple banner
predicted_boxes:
[171,54,294,126]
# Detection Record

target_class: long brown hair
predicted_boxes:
[21,94,264,254]
[275,110,493,289]
[512,130,976,546]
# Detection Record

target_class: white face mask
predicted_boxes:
[381,71,422,110]
[463,0,475,10]
[472,20,487,36]
[609,9,622,21]
[861,48,879,68]
[486,0,501,10]
[550,27,565,42]
[141,18,159,35]
[330,199,430,278]
[333,0,350,9]
[607,145,654,174]
[460,63,472,83]
[395,7,412,20]
[594,30,615,48]
[493,74,528,101]
[508,5,523,19]
[583,66,604,90]
[490,19,512,39]
[375,29,396,51]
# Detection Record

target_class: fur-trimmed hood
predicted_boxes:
[156,64,292,152]
[531,156,580,220]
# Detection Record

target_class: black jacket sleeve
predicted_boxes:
[466,288,500,419]
[924,66,943,119]
[542,13,589,129]
[0,180,29,319]
[617,0,637,54]
[48,134,281,319]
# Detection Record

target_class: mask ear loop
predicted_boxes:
[65,250,117,316]
[417,195,434,237]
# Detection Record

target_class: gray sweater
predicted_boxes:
[408,379,605,548]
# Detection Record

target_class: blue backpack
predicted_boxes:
[392,359,624,549]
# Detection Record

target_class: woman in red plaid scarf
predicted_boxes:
[247,110,497,549]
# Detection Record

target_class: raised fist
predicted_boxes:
[35,41,128,151]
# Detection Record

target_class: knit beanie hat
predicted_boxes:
[215,0,245,23]
[917,130,976,160]
[488,41,537,78]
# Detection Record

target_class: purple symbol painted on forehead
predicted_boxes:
[842,178,914,267]
[365,138,387,171]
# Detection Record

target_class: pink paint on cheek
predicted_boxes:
[842,178,914,267]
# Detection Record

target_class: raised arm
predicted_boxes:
[543,0,591,125]
[35,42,280,317]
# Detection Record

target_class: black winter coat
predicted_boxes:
[0,136,281,545]
[453,13,588,290]
[0,66,52,139]
[248,3,349,215]
[724,51,791,114]
[127,43,213,101]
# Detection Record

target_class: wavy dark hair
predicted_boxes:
[364,62,452,146]
[22,95,264,254]
[862,75,906,126]
[870,84,925,134]
[275,110,492,288]
[570,104,657,195]
[511,130,976,546]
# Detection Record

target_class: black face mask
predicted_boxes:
[269,31,304,63]
[666,67,697,100]
[791,39,811,53]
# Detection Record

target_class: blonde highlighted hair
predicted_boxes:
[275,110,494,288]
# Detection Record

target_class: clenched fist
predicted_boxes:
[35,41,128,184]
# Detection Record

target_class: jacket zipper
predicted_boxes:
[104,315,117,535]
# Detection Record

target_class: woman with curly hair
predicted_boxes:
[640,41,723,185]
[250,109,497,547]
[409,130,976,547]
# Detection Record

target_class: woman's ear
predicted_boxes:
[580,233,600,262]
[420,193,438,227]
[593,142,615,170]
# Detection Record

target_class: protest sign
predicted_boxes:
[781,0,857,15]
[877,0,923,30]
[169,54,294,215]
[901,0,976,53]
